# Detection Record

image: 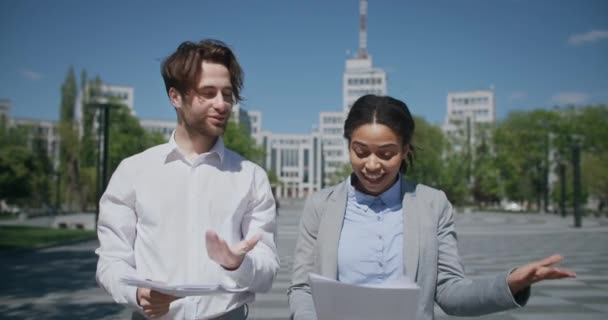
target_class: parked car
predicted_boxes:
[503,201,524,212]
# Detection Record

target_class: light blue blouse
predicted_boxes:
[337,176,405,285]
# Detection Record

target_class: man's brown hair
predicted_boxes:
[161,39,243,103]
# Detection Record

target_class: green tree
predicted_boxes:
[266,170,280,188]
[583,152,608,212]
[58,67,83,211]
[30,131,53,207]
[405,116,470,206]
[0,122,30,147]
[80,73,100,168]
[544,105,607,213]
[438,154,469,206]
[223,121,264,164]
[327,163,352,186]
[107,104,165,178]
[471,124,500,207]
[0,122,53,207]
[407,116,446,188]
[0,146,39,205]
[493,110,559,210]
[575,105,608,153]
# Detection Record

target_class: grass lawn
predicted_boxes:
[0,225,96,250]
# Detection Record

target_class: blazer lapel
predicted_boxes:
[402,179,420,281]
[317,181,348,280]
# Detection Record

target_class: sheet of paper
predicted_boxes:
[120,275,248,297]
[309,273,420,320]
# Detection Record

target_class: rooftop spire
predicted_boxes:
[357,0,368,59]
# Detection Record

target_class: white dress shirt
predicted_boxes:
[95,133,280,319]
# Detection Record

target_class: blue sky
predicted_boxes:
[1,0,607,134]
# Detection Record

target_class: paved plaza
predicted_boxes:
[1,200,607,319]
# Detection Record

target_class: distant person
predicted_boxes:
[288,94,575,320]
[96,39,279,319]
[272,188,280,216]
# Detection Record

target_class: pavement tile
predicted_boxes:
[2,206,608,320]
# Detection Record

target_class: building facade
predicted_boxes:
[76,83,135,122]
[442,89,496,152]
[139,119,176,140]
[0,99,10,124]
[342,57,387,112]
[248,110,263,145]
[261,132,323,199]
[12,118,60,167]
[318,0,387,186]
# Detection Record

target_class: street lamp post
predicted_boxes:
[572,139,582,228]
[558,161,567,217]
[92,103,114,225]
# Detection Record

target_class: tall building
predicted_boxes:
[248,110,263,145]
[318,111,347,184]
[342,0,387,111]
[0,99,10,126]
[12,118,60,167]
[75,83,135,122]
[320,0,387,186]
[74,82,135,141]
[261,132,323,198]
[139,119,176,140]
[1,99,60,166]
[442,89,496,152]
[139,103,256,141]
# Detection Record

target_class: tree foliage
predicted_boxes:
[58,67,83,210]
[583,152,608,209]
[492,110,559,209]
[0,146,37,204]
[407,116,446,188]
[407,116,468,205]
[223,120,264,165]
[0,122,52,206]
[107,104,165,175]
[327,163,352,186]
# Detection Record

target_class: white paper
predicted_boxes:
[120,275,248,297]
[309,273,420,320]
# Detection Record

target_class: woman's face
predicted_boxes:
[349,123,408,196]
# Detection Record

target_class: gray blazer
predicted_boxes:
[288,179,529,320]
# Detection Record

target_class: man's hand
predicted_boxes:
[507,254,576,295]
[136,287,178,318]
[205,231,262,270]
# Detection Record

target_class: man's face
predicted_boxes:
[349,123,408,196]
[170,61,234,137]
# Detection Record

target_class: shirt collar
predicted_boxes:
[348,174,402,207]
[164,130,225,164]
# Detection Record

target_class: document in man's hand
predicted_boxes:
[120,275,248,297]
[309,273,419,320]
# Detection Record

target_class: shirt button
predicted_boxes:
[378,235,382,240]
[379,262,383,267]
[377,216,381,221]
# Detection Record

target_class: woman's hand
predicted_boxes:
[507,254,576,295]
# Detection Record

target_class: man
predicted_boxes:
[96,39,280,319]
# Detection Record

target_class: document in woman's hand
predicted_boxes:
[309,273,419,320]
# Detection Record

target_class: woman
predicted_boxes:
[287,95,575,320]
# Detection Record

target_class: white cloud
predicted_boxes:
[551,92,589,105]
[568,29,608,46]
[509,91,527,100]
[20,69,42,81]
